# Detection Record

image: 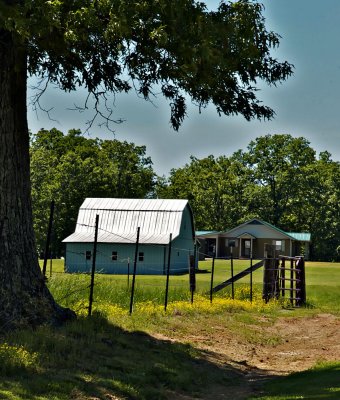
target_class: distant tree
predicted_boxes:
[237,134,316,226]
[304,154,340,261]
[161,135,340,261]
[237,135,340,260]
[0,0,293,329]
[30,129,155,256]
[158,155,256,230]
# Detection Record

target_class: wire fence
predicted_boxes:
[43,209,267,315]
[45,255,263,317]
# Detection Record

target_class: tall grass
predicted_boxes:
[45,258,265,314]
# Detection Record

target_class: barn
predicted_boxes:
[62,198,196,274]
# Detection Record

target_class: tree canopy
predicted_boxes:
[2,0,293,130]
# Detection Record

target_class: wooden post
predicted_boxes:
[189,247,196,304]
[230,250,234,300]
[281,258,286,298]
[88,214,99,317]
[296,257,306,306]
[262,244,278,303]
[164,233,172,311]
[290,258,294,306]
[250,255,253,303]
[210,253,216,303]
[129,227,140,315]
[42,200,55,278]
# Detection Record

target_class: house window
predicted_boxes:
[273,240,285,252]
[138,252,144,262]
[112,251,118,261]
[85,250,92,260]
[226,239,237,247]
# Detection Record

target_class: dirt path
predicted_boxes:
[154,313,340,399]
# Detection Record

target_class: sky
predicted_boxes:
[27,0,340,176]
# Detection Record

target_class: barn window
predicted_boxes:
[138,252,144,262]
[85,251,92,260]
[112,251,118,261]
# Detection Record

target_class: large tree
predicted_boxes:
[0,0,292,328]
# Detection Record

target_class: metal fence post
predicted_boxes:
[164,233,172,311]
[88,214,99,317]
[129,227,140,315]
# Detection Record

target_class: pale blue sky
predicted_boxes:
[28,0,340,175]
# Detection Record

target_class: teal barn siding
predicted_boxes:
[63,198,196,275]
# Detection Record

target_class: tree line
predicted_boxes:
[30,128,156,257]
[31,130,340,262]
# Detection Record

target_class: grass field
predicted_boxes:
[44,258,340,312]
[0,259,339,399]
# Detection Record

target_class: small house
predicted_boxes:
[63,198,196,274]
[196,219,311,259]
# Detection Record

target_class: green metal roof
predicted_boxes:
[248,219,311,242]
[286,232,311,242]
[196,220,311,242]
[195,230,220,236]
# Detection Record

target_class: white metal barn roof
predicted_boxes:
[62,198,191,245]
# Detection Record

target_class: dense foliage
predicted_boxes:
[30,128,155,256]
[2,0,293,130]
[158,134,340,261]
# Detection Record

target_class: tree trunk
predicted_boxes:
[0,30,75,330]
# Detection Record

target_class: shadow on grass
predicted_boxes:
[252,363,340,400]
[0,313,265,400]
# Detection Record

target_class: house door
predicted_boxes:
[244,240,251,257]
[206,238,216,257]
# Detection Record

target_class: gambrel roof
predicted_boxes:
[63,198,193,245]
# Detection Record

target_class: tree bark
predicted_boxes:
[0,30,75,330]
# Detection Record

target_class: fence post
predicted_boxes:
[281,258,286,298]
[250,255,253,303]
[164,233,172,311]
[42,200,55,278]
[296,256,306,306]
[262,244,279,303]
[88,214,99,317]
[189,244,196,304]
[129,227,140,315]
[230,249,234,300]
[290,258,294,305]
[210,253,216,303]
[127,257,130,289]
